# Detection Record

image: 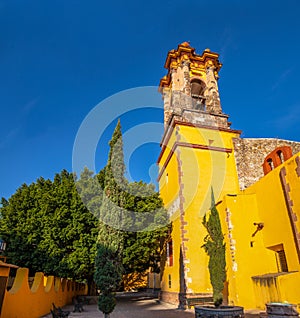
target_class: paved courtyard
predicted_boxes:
[41,293,263,318]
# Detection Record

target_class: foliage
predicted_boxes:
[202,190,226,307]
[94,245,123,292]
[76,166,103,219]
[123,181,169,274]
[0,170,98,285]
[98,293,116,317]
[94,120,169,315]
[0,119,169,305]
[95,120,126,317]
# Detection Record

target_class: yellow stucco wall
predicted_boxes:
[158,123,241,297]
[218,195,277,309]
[245,160,299,271]
[1,268,87,318]
[159,119,300,310]
[218,153,300,309]
[161,217,181,293]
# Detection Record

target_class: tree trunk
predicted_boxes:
[87,276,97,295]
[104,313,110,318]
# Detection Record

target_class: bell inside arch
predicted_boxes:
[191,79,206,111]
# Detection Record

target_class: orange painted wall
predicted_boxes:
[1,268,87,318]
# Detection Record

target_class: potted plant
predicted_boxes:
[195,190,244,317]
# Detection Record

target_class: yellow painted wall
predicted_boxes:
[159,118,300,310]
[218,153,300,309]
[245,161,299,271]
[160,217,181,293]
[158,123,241,296]
[218,195,277,309]
[277,272,300,308]
[159,147,180,218]
[1,268,87,318]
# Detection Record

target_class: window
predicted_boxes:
[168,274,172,288]
[267,158,274,170]
[277,150,284,164]
[276,249,288,272]
[263,146,293,175]
[167,240,173,266]
[268,244,289,273]
[190,79,206,110]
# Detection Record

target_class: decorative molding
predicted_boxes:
[225,208,238,272]
[280,167,300,262]
[157,141,232,181]
[296,156,300,177]
[158,118,241,162]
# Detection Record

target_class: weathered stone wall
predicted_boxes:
[233,138,300,189]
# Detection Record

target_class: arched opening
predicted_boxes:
[190,78,206,110]
[267,158,274,171]
[263,146,293,175]
[277,150,284,163]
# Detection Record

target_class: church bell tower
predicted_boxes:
[159,41,230,129]
[157,43,241,307]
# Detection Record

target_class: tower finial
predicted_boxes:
[180,41,191,47]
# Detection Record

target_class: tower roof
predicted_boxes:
[159,42,222,92]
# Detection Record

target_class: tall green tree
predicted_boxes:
[202,189,226,307]
[0,119,169,305]
[95,120,126,317]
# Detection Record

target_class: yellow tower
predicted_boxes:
[158,43,300,311]
[157,42,241,307]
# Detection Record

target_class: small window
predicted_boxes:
[168,274,172,288]
[167,240,173,266]
[276,249,288,272]
[267,158,274,170]
[277,151,284,164]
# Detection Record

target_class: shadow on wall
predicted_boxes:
[0,267,87,318]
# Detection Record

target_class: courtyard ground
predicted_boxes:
[41,292,264,318]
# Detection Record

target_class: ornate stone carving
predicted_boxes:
[159,43,227,128]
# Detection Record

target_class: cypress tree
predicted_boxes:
[202,189,226,307]
[94,120,126,317]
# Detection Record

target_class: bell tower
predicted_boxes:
[158,43,241,307]
[159,42,230,129]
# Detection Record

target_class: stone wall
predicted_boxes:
[159,291,180,306]
[233,138,300,189]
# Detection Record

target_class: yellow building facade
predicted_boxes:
[157,43,300,310]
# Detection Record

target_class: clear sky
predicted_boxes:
[1,0,300,199]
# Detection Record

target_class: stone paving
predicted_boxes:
[41,293,264,318]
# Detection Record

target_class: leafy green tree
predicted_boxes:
[0,170,98,289]
[123,181,169,275]
[0,180,52,273]
[202,189,226,307]
[95,120,126,317]
[76,166,104,219]
[0,118,169,305]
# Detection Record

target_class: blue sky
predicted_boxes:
[1,0,300,199]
